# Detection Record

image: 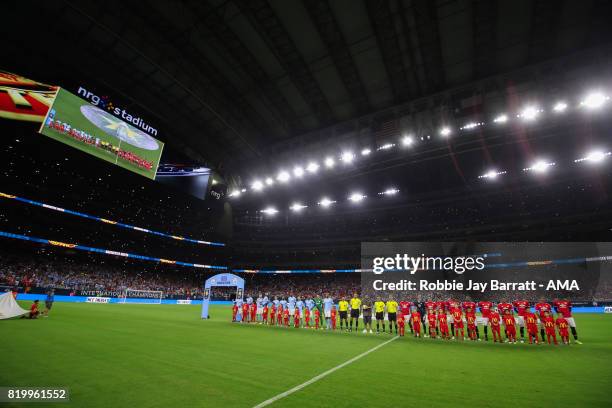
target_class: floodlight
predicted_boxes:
[289,203,308,212]
[493,114,508,123]
[251,180,264,191]
[348,192,366,203]
[401,135,414,146]
[277,171,291,183]
[361,148,371,156]
[293,166,304,178]
[341,151,355,164]
[574,150,611,164]
[324,157,335,168]
[580,91,608,110]
[318,197,336,207]
[519,106,540,121]
[265,177,274,186]
[553,101,567,113]
[378,188,399,196]
[306,162,319,173]
[440,127,451,137]
[261,207,278,215]
[523,160,555,173]
[478,170,506,180]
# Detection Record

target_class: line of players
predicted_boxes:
[401,298,580,345]
[232,294,338,330]
[232,295,581,345]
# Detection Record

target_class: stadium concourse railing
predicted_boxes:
[0,191,224,247]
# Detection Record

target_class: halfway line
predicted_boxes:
[252,336,399,408]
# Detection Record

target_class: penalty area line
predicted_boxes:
[252,336,399,408]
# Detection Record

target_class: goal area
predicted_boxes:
[118,289,163,304]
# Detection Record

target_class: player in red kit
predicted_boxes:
[556,314,570,345]
[477,300,493,341]
[424,300,436,337]
[270,304,276,325]
[437,311,450,339]
[232,303,238,322]
[399,300,412,332]
[535,300,552,342]
[262,304,269,324]
[250,303,257,323]
[462,301,478,340]
[497,301,513,340]
[294,308,301,328]
[489,309,502,343]
[427,310,437,338]
[452,307,464,340]
[283,307,290,327]
[277,304,283,325]
[503,310,517,343]
[330,306,337,330]
[512,299,529,342]
[242,302,249,323]
[314,309,321,329]
[411,309,422,338]
[543,311,557,345]
[397,313,406,336]
[304,307,311,328]
[447,299,460,336]
[465,308,477,341]
[524,310,539,344]
[553,299,581,344]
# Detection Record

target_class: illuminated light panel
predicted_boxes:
[401,135,414,147]
[293,166,304,178]
[580,91,609,110]
[377,143,395,151]
[439,127,451,137]
[478,170,507,180]
[228,190,241,198]
[378,188,399,196]
[348,192,366,203]
[289,202,308,212]
[518,106,541,121]
[306,162,319,173]
[493,114,508,123]
[574,150,611,164]
[552,101,568,113]
[251,180,264,191]
[318,197,336,208]
[361,148,371,156]
[265,177,274,186]
[523,160,555,173]
[340,151,355,164]
[460,122,484,130]
[324,157,335,168]
[277,170,291,183]
[261,207,278,215]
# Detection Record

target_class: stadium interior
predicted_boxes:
[2,1,612,407]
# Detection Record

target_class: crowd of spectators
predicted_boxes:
[0,244,207,299]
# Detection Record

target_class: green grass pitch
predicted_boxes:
[3,303,612,407]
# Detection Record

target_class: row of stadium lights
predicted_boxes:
[258,146,609,216]
[228,90,610,200]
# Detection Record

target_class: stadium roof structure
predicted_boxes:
[5,0,612,181]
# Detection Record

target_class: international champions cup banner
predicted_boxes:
[39,88,164,180]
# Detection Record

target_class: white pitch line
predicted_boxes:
[252,336,399,408]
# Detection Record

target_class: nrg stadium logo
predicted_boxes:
[77,86,158,136]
